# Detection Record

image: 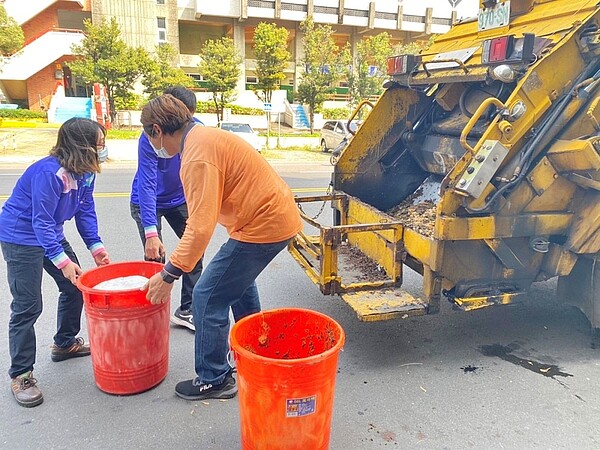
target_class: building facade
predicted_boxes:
[0,0,478,111]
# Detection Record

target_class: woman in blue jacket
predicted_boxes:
[0,117,111,408]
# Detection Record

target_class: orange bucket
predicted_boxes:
[230,308,345,450]
[77,261,169,395]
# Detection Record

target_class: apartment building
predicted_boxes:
[0,0,478,111]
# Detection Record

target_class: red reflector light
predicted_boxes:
[482,34,535,64]
[386,56,400,75]
[386,55,422,76]
[491,36,511,62]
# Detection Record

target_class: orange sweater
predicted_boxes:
[169,126,303,273]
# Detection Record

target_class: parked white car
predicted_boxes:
[217,122,262,152]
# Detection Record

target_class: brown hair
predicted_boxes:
[140,94,192,136]
[49,118,105,175]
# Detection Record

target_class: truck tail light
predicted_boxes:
[483,36,513,63]
[386,54,422,76]
[482,33,535,64]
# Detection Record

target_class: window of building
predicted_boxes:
[246,76,258,84]
[190,74,204,82]
[157,0,165,4]
[157,17,166,42]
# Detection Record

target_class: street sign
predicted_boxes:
[263,103,272,112]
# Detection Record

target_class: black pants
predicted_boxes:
[1,239,83,378]
[130,202,203,311]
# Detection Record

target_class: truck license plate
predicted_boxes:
[478,1,510,31]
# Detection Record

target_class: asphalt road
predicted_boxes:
[0,163,599,449]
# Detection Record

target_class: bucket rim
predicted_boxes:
[77,260,163,294]
[230,307,345,365]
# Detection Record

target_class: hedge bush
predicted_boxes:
[196,101,263,116]
[0,109,47,119]
[321,108,352,120]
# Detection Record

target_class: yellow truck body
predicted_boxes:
[290,0,600,343]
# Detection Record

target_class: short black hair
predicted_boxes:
[163,86,197,113]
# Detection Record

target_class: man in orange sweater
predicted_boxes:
[141,94,302,401]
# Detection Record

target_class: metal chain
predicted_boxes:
[297,182,333,220]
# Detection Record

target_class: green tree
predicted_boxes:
[346,33,392,109]
[70,17,149,120]
[198,37,242,122]
[253,22,290,148]
[296,17,347,133]
[0,5,24,57]
[141,43,194,99]
[393,36,435,55]
[252,22,290,104]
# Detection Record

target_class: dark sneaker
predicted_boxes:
[175,372,237,401]
[11,371,43,408]
[170,307,195,331]
[51,337,91,362]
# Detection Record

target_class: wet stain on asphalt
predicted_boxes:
[480,344,572,379]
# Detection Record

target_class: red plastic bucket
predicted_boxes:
[230,308,345,450]
[77,261,169,395]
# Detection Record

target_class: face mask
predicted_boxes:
[98,146,109,163]
[149,135,175,159]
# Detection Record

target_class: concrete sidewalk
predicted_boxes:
[0,127,320,164]
[0,138,138,165]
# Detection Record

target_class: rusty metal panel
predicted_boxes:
[523,177,577,213]
[526,157,558,196]
[333,87,429,212]
[547,139,600,172]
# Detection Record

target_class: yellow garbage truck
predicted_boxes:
[290,0,600,344]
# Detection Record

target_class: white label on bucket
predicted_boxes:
[286,395,316,417]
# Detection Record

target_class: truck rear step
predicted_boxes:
[340,289,427,322]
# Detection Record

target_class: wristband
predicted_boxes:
[160,269,178,284]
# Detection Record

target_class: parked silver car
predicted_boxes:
[319,120,358,153]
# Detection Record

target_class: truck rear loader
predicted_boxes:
[290,0,600,345]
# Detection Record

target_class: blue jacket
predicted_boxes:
[0,156,104,267]
[130,118,203,238]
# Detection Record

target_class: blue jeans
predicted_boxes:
[130,202,202,311]
[1,239,84,378]
[193,238,291,384]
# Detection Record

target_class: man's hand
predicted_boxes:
[93,250,111,266]
[142,272,173,304]
[144,236,165,262]
[62,261,83,285]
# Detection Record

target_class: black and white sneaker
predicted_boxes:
[170,307,195,331]
[175,372,237,401]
